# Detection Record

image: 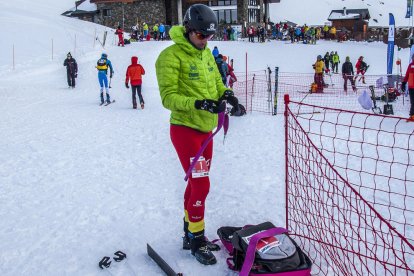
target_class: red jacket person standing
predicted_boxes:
[401,55,414,121]
[115,26,125,47]
[125,56,145,109]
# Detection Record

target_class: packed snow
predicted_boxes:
[0,1,412,275]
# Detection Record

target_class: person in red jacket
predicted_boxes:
[355,56,368,84]
[115,26,125,47]
[401,56,414,121]
[125,56,145,109]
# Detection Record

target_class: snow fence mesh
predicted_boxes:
[284,95,414,275]
[231,70,411,117]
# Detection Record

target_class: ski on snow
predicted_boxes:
[103,100,116,106]
[147,243,183,276]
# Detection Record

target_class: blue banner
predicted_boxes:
[387,13,395,75]
[406,0,412,18]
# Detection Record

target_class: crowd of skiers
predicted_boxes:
[129,22,167,42]
[246,22,351,44]
[113,20,356,45]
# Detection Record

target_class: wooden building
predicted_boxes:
[328,8,370,40]
[82,0,278,29]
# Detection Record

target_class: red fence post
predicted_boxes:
[284,94,290,230]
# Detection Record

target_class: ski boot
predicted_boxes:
[182,220,220,252]
[188,230,217,265]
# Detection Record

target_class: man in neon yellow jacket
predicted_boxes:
[156,4,238,266]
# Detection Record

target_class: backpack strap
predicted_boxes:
[240,227,288,276]
[184,112,229,181]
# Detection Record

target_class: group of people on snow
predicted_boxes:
[130,22,167,42]
[63,52,146,109]
[211,46,237,88]
[312,54,368,93]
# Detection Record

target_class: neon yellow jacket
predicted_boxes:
[314,60,325,74]
[155,26,228,133]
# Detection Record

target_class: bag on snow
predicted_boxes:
[380,92,397,102]
[217,222,312,276]
[358,90,373,110]
[230,104,247,116]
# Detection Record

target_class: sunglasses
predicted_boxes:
[193,31,214,40]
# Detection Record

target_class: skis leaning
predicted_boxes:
[147,244,183,276]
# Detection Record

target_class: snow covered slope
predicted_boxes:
[0,1,411,276]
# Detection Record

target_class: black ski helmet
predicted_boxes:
[183,4,218,35]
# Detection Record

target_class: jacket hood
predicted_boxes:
[131,56,138,64]
[169,26,207,55]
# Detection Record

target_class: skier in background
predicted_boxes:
[313,55,325,93]
[342,56,356,92]
[212,46,219,59]
[401,54,414,121]
[115,26,125,47]
[143,22,149,39]
[332,51,340,74]
[323,52,330,72]
[96,53,114,105]
[125,56,146,109]
[215,54,228,85]
[159,23,166,41]
[63,52,77,88]
[355,56,368,84]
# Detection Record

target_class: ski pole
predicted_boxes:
[109,76,112,88]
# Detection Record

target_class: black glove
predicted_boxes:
[125,83,129,89]
[110,73,113,78]
[220,90,239,108]
[75,73,78,78]
[194,99,226,114]
[401,82,406,92]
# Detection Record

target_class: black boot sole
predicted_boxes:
[192,252,217,265]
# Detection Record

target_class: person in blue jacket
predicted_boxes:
[212,46,219,59]
[158,23,166,40]
[294,27,302,42]
[96,53,114,105]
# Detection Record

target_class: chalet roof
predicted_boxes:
[328,8,370,21]
[62,0,97,17]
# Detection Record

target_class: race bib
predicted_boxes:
[190,156,209,178]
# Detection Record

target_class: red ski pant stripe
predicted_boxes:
[170,124,213,233]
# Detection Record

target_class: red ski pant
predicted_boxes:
[170,124,213,233]
[117,35,124,46]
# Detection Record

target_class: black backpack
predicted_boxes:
[217,222,312,276]
[230,104,246,116]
